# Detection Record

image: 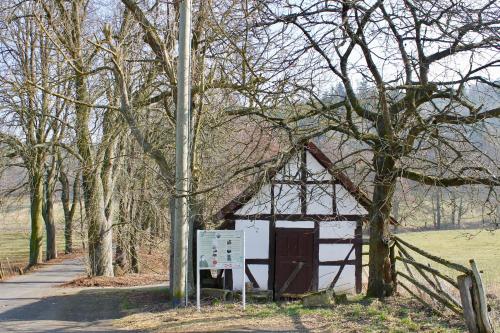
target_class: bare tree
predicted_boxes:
[105,0,275,300]
[0,2,68,265]
[35,0,125,276]
[237,0,500,297]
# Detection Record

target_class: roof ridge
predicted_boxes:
[214,141,397,225]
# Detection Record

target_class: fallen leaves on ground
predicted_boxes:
[115,292,467,333]
[62,273,167,287]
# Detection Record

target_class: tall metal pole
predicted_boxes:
[173,0,191,307]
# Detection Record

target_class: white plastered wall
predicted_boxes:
[235,219,269,259]
[319,244,355,262]
[276,220,314,228]
[335,184,367,214]
[274,184,301,214]
[317,219,357,293]
[236,184,272,215]
[306,184,333,214]
[318,265,356,293]
[306,151,331,181]
[319,221,356,238]
[232,265,269,291]
[234,219,269,291]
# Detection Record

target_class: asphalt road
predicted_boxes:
[0,258,137,333]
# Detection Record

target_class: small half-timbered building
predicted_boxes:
[215,141,378,298]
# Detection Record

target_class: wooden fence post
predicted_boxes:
[470,260,494,333]
[393,238,495,333]
[458,274,479,333]
[390,242,397,292]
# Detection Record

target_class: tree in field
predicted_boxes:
[0,3,68,264]
[234,0,500,297]
[32,0,125,276]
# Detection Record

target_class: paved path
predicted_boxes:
[0,258,137,333]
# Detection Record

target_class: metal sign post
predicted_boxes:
[242,231,246,310]
[196,252,201,310]
[196,230,246,311]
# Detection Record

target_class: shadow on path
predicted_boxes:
[1,289,131,322]
[0,257,160,332]
[0,288,147,332]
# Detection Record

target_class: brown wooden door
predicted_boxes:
[274,228,315,295]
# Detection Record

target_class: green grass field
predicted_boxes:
[1,196,498,293]
[0,231,74,264]
[398,229,500,291]
[0,197,82,264]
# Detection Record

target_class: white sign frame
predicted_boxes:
[196,230,245,311]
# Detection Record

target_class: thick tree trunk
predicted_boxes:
[115,196,129,270]
[43,180,57,261]
[74,59,114,276]
[367,150,396,298]
[84,172,114,276]
[60,172,79,254]
[79,193,86,251]
[29,173,44,266]
[60,171,72,253]
[129,226,140,274]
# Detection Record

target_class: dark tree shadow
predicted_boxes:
[0,286,170,332]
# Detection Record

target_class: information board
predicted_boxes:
[197,230,244,270]
[196,230,245,311]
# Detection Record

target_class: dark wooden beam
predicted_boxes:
[312,220,319,291]
[300,147,307,215]
[246,258,269,265]
[332,182,337,214]
[328,245,356,289]
[218,218,235,229]
[355,223,363,293]
[224,269,233,289]
[245,263,260,289]
[228,214,364,221]
[319,259,356,266]
[268,183,276,298]
[318,238,360,244]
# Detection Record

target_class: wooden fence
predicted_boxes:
[0,258,24,279]
[391,236,495,333]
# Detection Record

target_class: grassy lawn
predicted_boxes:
[0,231,75,264]
[0,197,82,265]
[116,287,466,332]
[398,229,500,291]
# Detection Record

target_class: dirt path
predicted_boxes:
[0,258,138,333]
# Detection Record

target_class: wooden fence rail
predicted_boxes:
[393,236,471,274]
[389,237,494,333]
[0,258,24,280]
